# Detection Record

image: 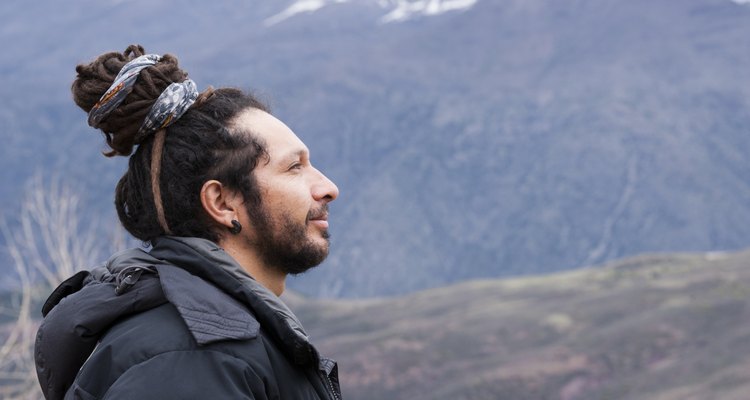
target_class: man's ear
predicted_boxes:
[200,180,240,230]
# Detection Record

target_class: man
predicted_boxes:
[35,45,342,399]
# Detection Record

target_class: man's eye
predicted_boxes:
[288,163,303,171]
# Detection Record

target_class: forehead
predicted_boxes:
[231,108,307,159]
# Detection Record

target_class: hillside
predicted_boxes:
[288,250,750,399]
[2,0,750,297]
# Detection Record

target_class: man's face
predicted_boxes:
[233,109,339,275]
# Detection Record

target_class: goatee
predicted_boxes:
[247,203,330,275]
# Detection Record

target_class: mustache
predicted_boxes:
[306,204,329,222]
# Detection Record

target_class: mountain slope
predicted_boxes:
[1,0,750,296]
[288,249,750,399]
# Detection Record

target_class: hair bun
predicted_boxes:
[72,44,188,156]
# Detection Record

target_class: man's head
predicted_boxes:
[201,109,339,275]
[72,44,338,274]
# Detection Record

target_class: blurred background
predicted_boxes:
[1,0,750,398]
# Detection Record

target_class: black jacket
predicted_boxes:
[35,236,341,400]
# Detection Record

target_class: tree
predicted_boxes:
[0,175,125,399]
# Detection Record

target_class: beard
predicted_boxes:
[246,202,330,275]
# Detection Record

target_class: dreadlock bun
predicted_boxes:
[72,45,272,244]
[72,44,188,156]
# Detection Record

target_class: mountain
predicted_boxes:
[286,249,750,399]
[1,0,750,297]
[264,0,479,25]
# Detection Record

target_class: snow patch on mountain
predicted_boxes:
[379,0,477,23]
[264,0,350,27]
[264,0,478,26]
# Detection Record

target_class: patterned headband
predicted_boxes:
[137,79,198,140]
[87,54,161,128]
[87,54,199,138]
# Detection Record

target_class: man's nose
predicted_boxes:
[312,168,339,202]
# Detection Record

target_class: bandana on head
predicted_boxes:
[137,79,198,139]
[87,54,161,128]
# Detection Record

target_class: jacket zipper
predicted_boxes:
[322,371,340,400]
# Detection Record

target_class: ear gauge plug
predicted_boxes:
[229,220,242,234]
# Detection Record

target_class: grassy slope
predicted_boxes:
[287,250,750,400]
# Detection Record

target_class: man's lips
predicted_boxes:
[308,208,329,229]
[309,219,329,229]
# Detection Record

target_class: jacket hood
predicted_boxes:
[35,236,317,400]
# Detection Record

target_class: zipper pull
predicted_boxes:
[115,266,154,295]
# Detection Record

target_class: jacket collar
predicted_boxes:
[104,245,259,345]
[147,236,320,366]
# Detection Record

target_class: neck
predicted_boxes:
[220,237,286,296]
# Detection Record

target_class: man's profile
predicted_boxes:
[34,44,342,399]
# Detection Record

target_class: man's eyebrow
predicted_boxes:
[277,148,309,164]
